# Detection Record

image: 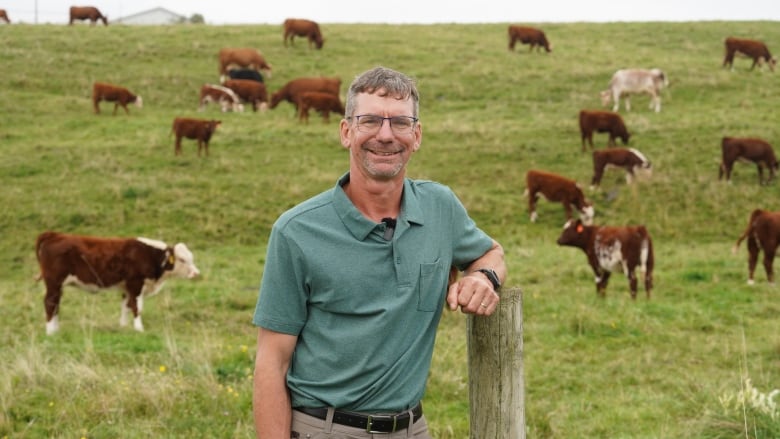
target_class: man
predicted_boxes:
[253,66,506,438]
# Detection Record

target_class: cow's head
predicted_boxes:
[768,57,777,72]
[557,219,590,248]
[169,243,200,279]
[134,96,143,108]
[600,90,612,107]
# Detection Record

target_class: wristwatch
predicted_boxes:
[475,268,501,291]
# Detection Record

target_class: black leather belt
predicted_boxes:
[295,402,423,433]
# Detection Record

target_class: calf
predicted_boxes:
[591,147,652,188]
[600,68,668,112]
[579,109,630,151]
[198,84,244,113]
[218,48,272,82]
[724,37,776,72]
[223,79,268,112]
[298,91,345,123]
[172,117,221,157]
[35,231,199,335]
[525,169,594,225]
[270,76,341,112]
[719,136,778,185]
[733,209,780,284]
[283,18,324,49]
[92,82,142,115]
[557,219,654,299]
[69,6,107,26]
[0,9,10,23]
[508,25,552,52]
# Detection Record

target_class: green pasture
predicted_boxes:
[0,21,779,438]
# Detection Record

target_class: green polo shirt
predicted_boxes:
[253,173,493,412]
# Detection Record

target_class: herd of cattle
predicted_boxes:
[16,15,779,333]
[513,25,778,299]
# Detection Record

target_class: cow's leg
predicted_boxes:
[747,237,760,285]
[624,96,631,112]
[43,279,63,335]
[123,280,145,331]
[591,164,603,187]
[627,268,638,299]
[644,269,653,299]
[529,191,538,222]
[197,140,203,157]
[563,202,573,220]
[762,243,776,284]
[93,98,101,114]
[625,167,635,184]
[113,103,119,116]
[204,141,209,157]
[595,270,610,297]
[175,136,182,156]
[757,164,765,185]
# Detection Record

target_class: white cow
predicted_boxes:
[600,68,668,113]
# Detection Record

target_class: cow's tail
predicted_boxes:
[638,227,651,274]
[733,209,763,254]
[34,231,58,281]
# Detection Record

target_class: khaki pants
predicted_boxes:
[291,408,432,439]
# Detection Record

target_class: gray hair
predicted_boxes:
[344,66,420,118]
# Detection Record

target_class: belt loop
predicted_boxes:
[405,407,415,438]
[324,407,335,434]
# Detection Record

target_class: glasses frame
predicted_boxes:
[347,114,419,134]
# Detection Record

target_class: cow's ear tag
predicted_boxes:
[576,224,584,233]
[168,254,175,265]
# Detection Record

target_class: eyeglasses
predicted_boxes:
[348,114,419,134]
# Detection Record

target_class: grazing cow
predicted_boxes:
[198,84,244,113]
[226,68,264,83]
[270,76,341,112]
[579,109,630,151]
[719,136,778,185]
[733,209,780,284]
[723,37,776,72]
[557,219,654,299]
[69,6,107,26]
[218,48,272,82]
[508,25,552,52]
[524,170,595,225]
[591,147,652,188]
[172,117,221,157]
[223,79,268,112]
[0,9,10,23]
[35,231,199,335]
[283,18,324,49]
[600,68,668,112]
[298,91,345,123]
[92,82,142,115]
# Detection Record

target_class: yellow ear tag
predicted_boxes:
[168,254,175,265]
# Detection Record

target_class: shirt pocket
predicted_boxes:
[417,259,448,312]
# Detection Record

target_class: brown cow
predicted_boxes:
[283,18,324,49]
[298,91,345,123]
[69,6,107,25]
[524,170,595,225]
[508,25,551,52]
[591,147,652,188]
[723,37,776,72]
[92,82,142,115]
[719,136,778,185]
[223,79,268,112]
[0,9,10,23]
[557,219,654,299]
[198,84,244,113]
[172,117,221,157]
[579,109,630,151]
[218,48,272,81]
[733,209,780,284]
[270,77,341,112]
[35,231,199,335]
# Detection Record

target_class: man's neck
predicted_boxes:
[343,173,404,223]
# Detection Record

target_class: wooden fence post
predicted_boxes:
[467,287,525,438]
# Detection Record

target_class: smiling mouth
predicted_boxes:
[368,149,400,156]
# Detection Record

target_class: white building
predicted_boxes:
[115,7,187,25]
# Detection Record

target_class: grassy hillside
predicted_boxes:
[1,21,779,438]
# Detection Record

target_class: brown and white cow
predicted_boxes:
[298,91,345,123]
[198,84,244,113]
[172,117,221,157]
[719,136,778,185]
[283,18,324,49]
[591,147,652,188]
[600,68,668,113]
[579,109,630,151]
[69,6,107,26]
[218,48,272,82]
[557,219,654,299]
[35,231,199,335]
[222,79,268,112]
[0,9,10,23]
[92,82,142,115]
[733,209,780,284]
[525,170,595,225]
[270,77,341,112]
[508,25,552,52]
[723,37,776,72]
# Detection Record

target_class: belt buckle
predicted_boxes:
[366,414,397,434]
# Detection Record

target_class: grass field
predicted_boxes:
[1,21,779,438]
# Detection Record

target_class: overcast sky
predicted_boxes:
[4,0,780,24]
